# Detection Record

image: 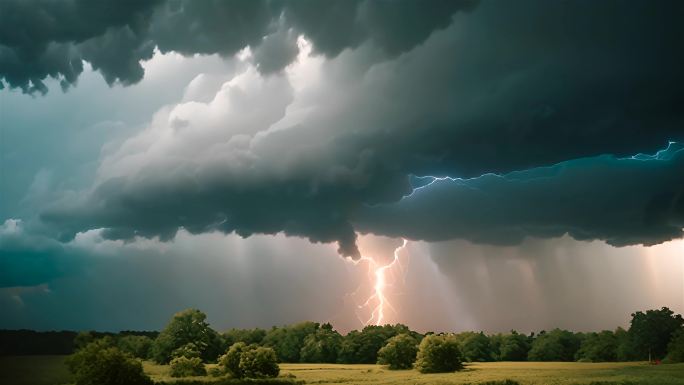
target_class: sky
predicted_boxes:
[0,0,683,334]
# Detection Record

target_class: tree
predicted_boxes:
[414,334,463,373]
[337,324,417,364]
[495,331,530,361]
[628,307,684,360]
[527,329,582,362]
[218,342,250,378]
[615,327,639,361]
[223,328,267,347]
[239,346,280,378]
[170,356,206,377]
[455,332,493,362]
[262,321,319,362]
[151,309,223,363]
[65,339,152,385]
[377,333,419,369]
[576,330,618,362]
[117,335,153,359]
[665,328,684,363]
[300,323,342,363]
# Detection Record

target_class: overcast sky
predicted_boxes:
[0,0,682,333]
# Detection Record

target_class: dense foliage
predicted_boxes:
[170,356,206,377]
[455,332,494,362]
[299,323,342,363]
[218,342,251,378]
[527,329,582,362]
[217,342,279,379]
[414,334,464,373]
[262,322,319,363]
[151,309,223,364]
[377,333,419,369]
[65,339,152,385]
[576,330,620,362]
[628,307,684,360]
[490,331,531,361]
[239,346,280,378]
[223,328,267,346]
[665,329,684,363]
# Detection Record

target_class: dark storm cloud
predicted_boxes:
[0,0,476,93]
[356,144,684,247]
[0,0,161,92]
[33,1,684,257]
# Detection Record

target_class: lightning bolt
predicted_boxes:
[348,238,409,326]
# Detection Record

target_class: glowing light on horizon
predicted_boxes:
[349,238,409,326]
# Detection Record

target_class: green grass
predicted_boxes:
[1,356,683,385]
[275,362,684,385]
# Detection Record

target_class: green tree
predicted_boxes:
[337,324,417,364]
[171,342,202,359]
[117,335,153,359]
[496,331,530,361]
[576,330,619,362]
[615,327,639,361]
[628,307,684,360]
[456,332,493,362]
[151,309,223,363]
[218,342,250,378]
[239,346,280,378]
[300,323,342,363]
[66,339,152,385]
[170,356,206,377]
[527,329,582,362]
[377,333,419,369]
[223,328,267,347]
[665,328,684,363]
[414,334,463,373]
[262,321,319,362]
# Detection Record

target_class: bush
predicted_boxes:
[239,347,280,379]
[377,333,418,370]
[170,356,207,377]
[219,342,250,378]
[65,339,152,385]
[414,334,463,373]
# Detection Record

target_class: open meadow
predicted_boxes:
[2,355,684,385]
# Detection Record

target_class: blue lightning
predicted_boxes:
[404,141,683,199]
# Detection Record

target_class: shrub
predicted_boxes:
[239,347,280,379]
[377,333,418,370]
[414,334,463,373]
[219,342,250,378]
[65,339,152,385]
[170,356,207,377]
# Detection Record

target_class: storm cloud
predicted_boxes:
[33,1,684,258]
[0,0,475,93]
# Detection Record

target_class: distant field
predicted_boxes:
[2,356,684,385]
[0,355,70,385]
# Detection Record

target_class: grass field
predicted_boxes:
[2,356,683,385]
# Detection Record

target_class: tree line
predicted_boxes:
[32,306,684,385]
[2,307,683,365]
